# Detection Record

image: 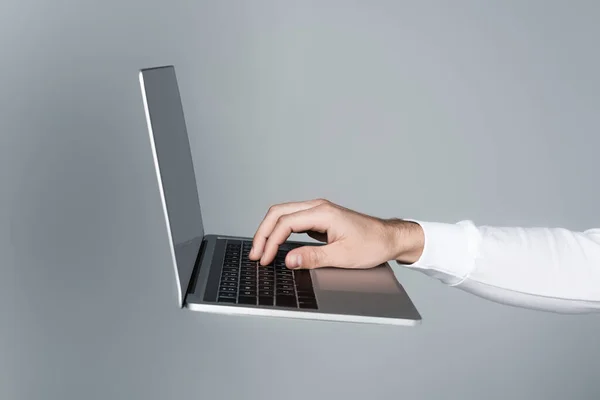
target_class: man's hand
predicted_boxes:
[248,198,425,269]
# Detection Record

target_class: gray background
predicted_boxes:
[2,1,599,399]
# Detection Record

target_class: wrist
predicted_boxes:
[385,219,424,264]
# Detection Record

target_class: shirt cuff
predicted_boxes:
[396,219,481,286]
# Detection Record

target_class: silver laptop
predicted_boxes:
[138,65,422,326]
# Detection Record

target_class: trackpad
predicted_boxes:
[313,265,400,294]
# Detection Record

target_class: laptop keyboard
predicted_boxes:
[216,240,318,309]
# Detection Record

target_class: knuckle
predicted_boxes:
[276,214,290,226]
[309,247,325,266]
[309,249,321,266]
[317,202,334,213]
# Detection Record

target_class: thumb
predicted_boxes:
[285,243,342,269]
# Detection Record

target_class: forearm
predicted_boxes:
[395,220,600,313]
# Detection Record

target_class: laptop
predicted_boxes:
[138,65,422,326]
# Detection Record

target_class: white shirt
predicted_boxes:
[400,220,600,313]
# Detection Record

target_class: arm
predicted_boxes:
[397,220,600,313]
[249,199,600,314]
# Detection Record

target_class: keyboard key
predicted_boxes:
[294,269,311,284]
[297,292,315,300]
[240,290,256,297]
[259,290,274,297]
[240,282,256,289]
[259,296,273,306]
[219,287,236,293]
[238,296,256,305]
[241,283,257,289]
[276,295,297,308]
[223,268,238,273]
[277,288,295,296]
[299,300,318,309]
[218,297,236,303]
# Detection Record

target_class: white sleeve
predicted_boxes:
[398,220,600,313]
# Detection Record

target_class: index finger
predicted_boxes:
[249,199,327,260]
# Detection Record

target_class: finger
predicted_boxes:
[249,199,328,260]
[260,205,331,266]
[286,242,344,269]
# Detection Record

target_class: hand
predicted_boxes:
[248,199,424,269]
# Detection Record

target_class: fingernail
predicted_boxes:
[288,254,302,269]
[287,255,296,268]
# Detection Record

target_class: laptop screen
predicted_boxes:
[139,66,205,305]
